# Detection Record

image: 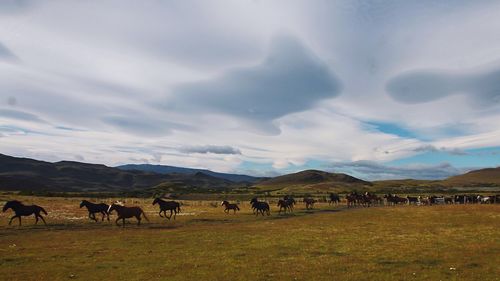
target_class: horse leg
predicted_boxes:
[115,217,121,226]
[137,216,141,226]
[122,218,126,227]
[18,216,22,226]
[38,214,47,225]
[9,215,18,226]
[35,214,39,224]
[173,210,177,220]
[159,210,164,218]
[101,212,105,221]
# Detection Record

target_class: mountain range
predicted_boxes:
[117,164,261,183]
[0,153,499,195]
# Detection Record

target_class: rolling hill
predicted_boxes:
[254,169,372,193]
[117,164,262,183]
[1,154,498,195]
[442,167,500,187]
[0,154,242,193]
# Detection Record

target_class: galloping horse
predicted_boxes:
[303,198,317,210]
[79,200,110,222]
[3,200,47,226]
[152,198,181,220]
[277,199,293,214]
[329,193,341,205]
[283,195,296,211]
[108,202,149,227]
[221,200,240,214]
[250,198,270,216]
[346,193,357,208]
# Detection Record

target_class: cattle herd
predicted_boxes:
[2,192,500,227]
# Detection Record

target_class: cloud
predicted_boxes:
[386,65,500,107]
[101,115,190,137]
[0,109,46,123]
[0,1,499,178]
[0,42,18,61]
[330,161,468,180]
[178,145,241,155]
[167,35,342,133]
[412,145,468,156]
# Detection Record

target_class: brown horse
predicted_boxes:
[303,198,317,210]
[108,202,149,227]
[221,201,240,214]
[3,200,47,226]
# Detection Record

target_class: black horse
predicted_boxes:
[79,200,110,222]
[221,200,240,214]
[277,199,293,214]
[329,193,341,205]
[3,200,47,226]
[283,195,296,211]
[250,198,270,216]
[152,198,181,220]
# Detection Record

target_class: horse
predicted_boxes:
[418,196,430,206]
[108,202,149,227]
[406,196,419,205]
[152,198,181,220]
[429,196,445,205]
[329,193,341,205]
[221,200,240,214]
[477,195,493,204]
[250,198,270,216]
[454,195,468,204]
[384,194,407,206]
[346,194,358,208]
[2,200,47,226]
[303,198,316,210]
[277,199,293,214]
[283,195,296,211]
[79,200,110,222]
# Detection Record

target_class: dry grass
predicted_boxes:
[0,196,499,281]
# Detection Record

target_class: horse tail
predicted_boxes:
[38,206,48,215]
[141,210,150,222]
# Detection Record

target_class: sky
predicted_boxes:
[0,0,499,180]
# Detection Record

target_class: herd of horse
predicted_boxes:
[2,192,500,227]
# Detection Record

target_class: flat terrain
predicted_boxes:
[0,196,499,281]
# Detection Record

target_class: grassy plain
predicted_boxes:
[0,196,499,281]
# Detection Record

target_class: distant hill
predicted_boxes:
[443,167,500,187]
[1,153,498,195]
[117,164,262,183]
[254,169,371,193]
[0,154,243,194]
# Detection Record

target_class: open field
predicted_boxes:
[0,196,499,281]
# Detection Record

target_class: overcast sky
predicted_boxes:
[1,1,499,180]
